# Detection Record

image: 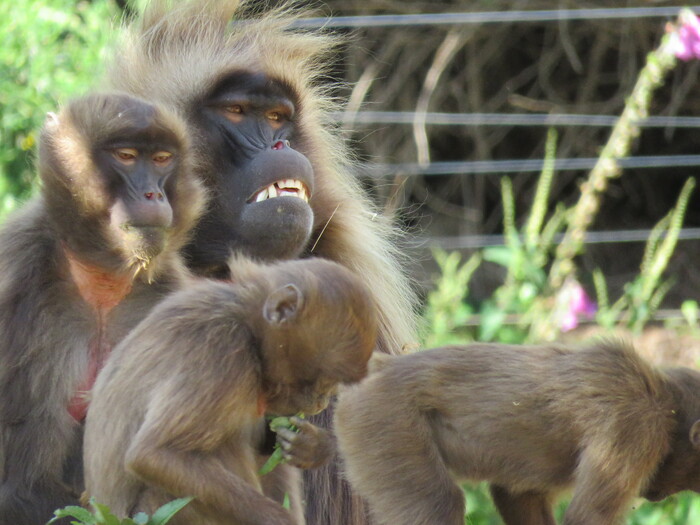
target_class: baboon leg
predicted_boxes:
[490,485,556,525]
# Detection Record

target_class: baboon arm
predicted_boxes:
[0,415,79,524]
[124,366,297,525]
[260,463,305,524]
[126,438,297,525]
[564,451,639,525]
[490,485,556,525]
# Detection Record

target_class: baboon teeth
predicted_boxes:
[251,179,310,203]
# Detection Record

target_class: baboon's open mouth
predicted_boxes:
[248,179,311,203]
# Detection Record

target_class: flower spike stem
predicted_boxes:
[546,11,692,291]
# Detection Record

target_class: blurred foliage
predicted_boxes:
[424,142,696,347]
[461,485,700,524]
[0,0,120,219]
[628,495,700,525]
[594,177,696,332]
[49,496,192,525]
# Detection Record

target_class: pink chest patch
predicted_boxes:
[67,338,108,422]
[65,248,133,422]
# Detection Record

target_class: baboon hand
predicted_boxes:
[276,416,334,469]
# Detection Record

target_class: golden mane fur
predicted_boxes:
[106,0,419,354]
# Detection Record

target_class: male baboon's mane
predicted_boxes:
[107,0,420,357]
[108,0,336,113]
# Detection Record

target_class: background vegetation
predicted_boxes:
[0,0,119,217]
[6,1,700,523]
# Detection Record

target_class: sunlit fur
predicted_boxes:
[336,340,700,525]
[105,4,420,523]
[84,256,377,525]
[40,92,206,282]
[105,0,419,355]
[0,92,206,525]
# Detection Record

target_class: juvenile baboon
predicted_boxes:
[335,341,700,525]
[106,3,419,523]
[0,93,205,524]
[84,257,378,525]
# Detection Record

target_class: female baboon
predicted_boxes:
[0,93,205,524]
[106,2,419,523]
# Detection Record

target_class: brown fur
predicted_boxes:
[104,3,419,523]
[40,93,205,280]
[335,341,700,525]
[84,257,377,525]
[106,0,416,354]
[0,93,205,525]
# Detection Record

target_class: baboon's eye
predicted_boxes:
[152,151,173,167]
[221,104,245,124]
[224,104,243,114]
[113,148,138,165]
[266,107,291,129]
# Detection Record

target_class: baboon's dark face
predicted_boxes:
[644,368,700,501]
[185,72,314,276]
[643,421,700,501]
[95,117,181,262]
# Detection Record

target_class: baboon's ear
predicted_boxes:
[45,112,59,126]
[263,284,303,325]
[689,420,700,450]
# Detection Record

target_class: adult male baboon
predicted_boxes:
[0,93,205,524]
[335,341,700,525]
[106,2,419,523]
[84,256,377,525]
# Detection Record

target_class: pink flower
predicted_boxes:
[555,279,597,332]
[668,10,700,61]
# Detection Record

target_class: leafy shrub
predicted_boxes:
[0,0,119,218]
[47,497,192,525]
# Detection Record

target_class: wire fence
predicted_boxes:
[333,111,700,128]
[294,6,700,28]
[416,227,700,250]
[357,155,700,177]
[312,6,700,251]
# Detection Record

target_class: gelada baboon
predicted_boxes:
[84,256,377,525]
[0,93,205,524]
[106,2,418,523]
[335,340,700,525]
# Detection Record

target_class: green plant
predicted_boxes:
[47,497,192,525]
[524,9,700,340]
[462,484,501,525]
[547,16,684,291]
[479,129,566,342]
[422,248,481,347]
[681,300,699,331]
[594,177,695,332]
[422,129,567,345]
[628,493,700,525]
[259,415,302,475]
[0,0,120,219]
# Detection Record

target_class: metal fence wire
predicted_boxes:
[307,5,700,251]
